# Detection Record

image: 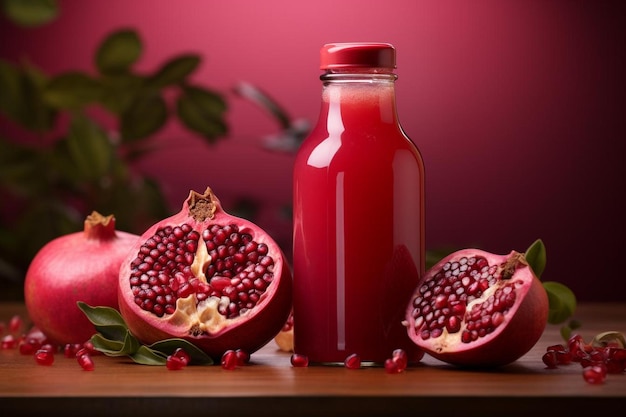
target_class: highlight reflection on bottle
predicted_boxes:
[292,43,425,365]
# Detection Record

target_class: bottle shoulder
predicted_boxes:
[295,128,423,170]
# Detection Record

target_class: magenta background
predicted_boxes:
[1,0,624,302]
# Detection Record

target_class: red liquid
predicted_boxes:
[293,80,425,364]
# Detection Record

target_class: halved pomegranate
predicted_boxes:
[404,248,548,367]
[117,187,292,360]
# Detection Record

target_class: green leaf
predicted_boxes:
[98,72,144,114]
[43,72,104,109]
[119,330,142,354]
[95,29,142,75]
[20,64,57,131]
[78,302,127,327]
[78,302,213,366]
[149,339,214,365]
[130,345,167,365]
[0,61,56,130]
[78,302,129,341]
[89,333,126,356]
[543,281,577,325]
[148,54,201,88]
[2,0,58,27]
[61,115,113,181]
[120,93,168,141]
[559,319,582,342]
[524,239,546,279]
[176,85,228,142]
[0,140,42,186]
[0,60,23,119]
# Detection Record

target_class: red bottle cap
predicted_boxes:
[320,43,396,70]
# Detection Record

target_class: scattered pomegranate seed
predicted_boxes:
[82,340,101,355]
[40,343,57,353]
[542,351,558,369]
[18,338,42,355]
[290,353,309,367]
[235,348,250,365]
[166,354,187,370]
[77,353,95,371]
[172,348,191,366]
[344,353,361,369]
[221,349,238,370]
[543,333,626,384]
[8,315,23,333]
[582,364,607,384]
[391,349,408,371]
[75,347,91,358]
[64,343,83,358]
[384,358,402,374]
[1,334,17,349]
[34,349,55,366]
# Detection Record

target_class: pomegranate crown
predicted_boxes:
[186,187,219,222]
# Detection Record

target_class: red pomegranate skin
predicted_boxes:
[24,212,139,345]
[404,249,549,367]
[117,187,293,360]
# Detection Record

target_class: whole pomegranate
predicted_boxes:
[117,187,292,360]
[24,212,139,345]
[404,248,548,367]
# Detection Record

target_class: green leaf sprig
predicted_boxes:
[524,239,580,341]
[77,302,213,366]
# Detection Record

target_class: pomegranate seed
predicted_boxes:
[384,358,402,374]
[607,347,626,362]
[77,353,95,371]
[166,354,187,370]
[19,339,42,355]
[172,348,191,365]
[35,349,55,366]
[344,353,361,369]
[8,315,23,333]
[605,348,626,373]
[221,350,238,370]
[542,351,558,369]
[82,340,101,355]
[606,357,626,374]
[391,349,408,371]
[40,343,57,353]
[1,334,17,349]
[582,364,607,385]
[64,343,83,358]
[290,353,309,367]
[235,349,250,365]
[74,347,90,358]
[555,349,572,365]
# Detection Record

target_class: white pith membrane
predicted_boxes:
[408,253,529,354]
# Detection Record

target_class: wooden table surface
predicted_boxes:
[1,301,624,416]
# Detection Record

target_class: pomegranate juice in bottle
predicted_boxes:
[292,43,425,365]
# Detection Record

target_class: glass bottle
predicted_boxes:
[292,43,425,365]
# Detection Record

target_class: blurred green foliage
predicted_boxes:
[0,3,229,295]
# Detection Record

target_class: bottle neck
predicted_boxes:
[319,70,399,128]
